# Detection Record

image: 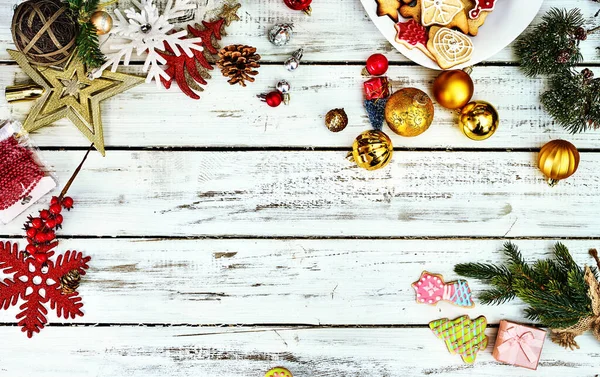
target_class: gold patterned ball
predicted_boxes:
[433,69,474,109]
[325,108,348,132]
[347,130,393,171]
[90,10,113,35]
[384,88,434,137]
[265,367,293,377]
[458,101,499,141]
[538,139,580,186]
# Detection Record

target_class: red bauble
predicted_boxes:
[284,0,312,14]
[265,91,284,107]
[365,53,389,76]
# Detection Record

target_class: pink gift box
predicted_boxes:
[493,320,546,370]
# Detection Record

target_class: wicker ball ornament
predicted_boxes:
[12,0,78,66]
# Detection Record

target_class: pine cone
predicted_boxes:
[574,27,587,41]
[60,269,81,294]
[556,49,571,64]
[217,45,261,87]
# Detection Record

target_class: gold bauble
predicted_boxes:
[538,139,580,186]
[325,108,348,132]
[90,10,113,35]
[433,69,474,109]
[347,130,393,170]
[458,101,499,141]
[265,367,292,377]
[384,88,434,137]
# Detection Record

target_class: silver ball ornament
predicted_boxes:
[285,48,304,72]
[268,23,294,46]
[276,80,291,94]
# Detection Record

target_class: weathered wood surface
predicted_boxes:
[2,150,599,237]
[0,0,599,63]
[2,326,599,377]
[2,64,600,149]
[0,238,596,325]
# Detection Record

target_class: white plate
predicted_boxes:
[360,0,544,70]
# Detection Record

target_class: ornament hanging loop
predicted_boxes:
[462,66,473,75]
[548,178,559,187]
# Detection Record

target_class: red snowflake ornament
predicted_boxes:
[0,242,90,337]
[159,19,225,99]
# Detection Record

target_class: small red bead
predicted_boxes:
[265,91,283,107]
[31,218,43,229]
[49,203,62,214]
[55,214,63,225]
[34,253,48,263]
[26,227,37,238]
[26,244,36,254]
[45,219,56,229]
[35,233,46,243]
[50,196,59,205]
[62,197,74,209]
[39,209,50,219]
[365,53,389,76]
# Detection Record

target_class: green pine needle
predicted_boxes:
[514,8,584,77]
[540,69,600,133]
[454,242,594,329]
[63,0,105,68]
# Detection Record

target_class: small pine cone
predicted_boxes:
[60,269,81,294]
[217,44,261,87]
[582,68,594,81]
[574,27,587,41]
[556,49,571,64]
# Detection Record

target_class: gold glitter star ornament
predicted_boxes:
[8,50,144,155]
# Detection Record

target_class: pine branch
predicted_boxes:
[514,8,585,77]
[541,69,600,133]
[454,262,509,281]
[77,22,105,68]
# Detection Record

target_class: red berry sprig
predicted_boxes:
[20,144,93,265]
[23,196,74,263]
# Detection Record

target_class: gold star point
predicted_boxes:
[8,50,145,156]
[219,2,241,26]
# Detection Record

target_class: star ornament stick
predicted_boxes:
[7,50,144,156]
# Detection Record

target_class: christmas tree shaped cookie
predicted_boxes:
[429,315,488,364]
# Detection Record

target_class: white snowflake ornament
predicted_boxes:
[96,0,203,84]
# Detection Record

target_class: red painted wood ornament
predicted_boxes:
[284,0,312,15]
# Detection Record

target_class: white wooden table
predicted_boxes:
[1,0,600,375]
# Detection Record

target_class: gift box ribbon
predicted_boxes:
[497,326,544,363]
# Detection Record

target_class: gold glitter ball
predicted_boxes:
[324,108,348,132]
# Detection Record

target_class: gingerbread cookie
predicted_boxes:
[411,271,474,308]
[469,0,496,19]
[421,0,464,26]
[427,26,474,69]
[430,315,488,364]
[399,0,421,22]
[376,0,401,22]
[444,6,469,34]
[395,19,435,60]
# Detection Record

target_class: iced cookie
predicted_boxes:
[427,26,474,69]
[421,0,464,26]
[395,19,435,60]
[411,271,474,308]
[469,0,496,19]
[444,6,469,34]
[399,0,421,22]
[430,315,488,364]
[376,0,401,22]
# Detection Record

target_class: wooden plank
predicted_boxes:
[1,238,596,325]
[2,150,599,238]
[0,326,597,376]
[3,65,600,149]
[0,0,599,63]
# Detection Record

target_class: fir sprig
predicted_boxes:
[64,0,105,68]
[541,69,600,133]
[514,8,585,77]
[455,242,594,329]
